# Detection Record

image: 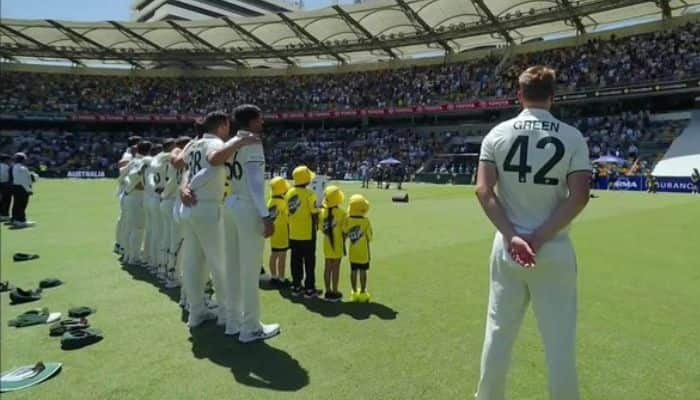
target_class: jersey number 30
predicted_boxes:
[503,136,564,185]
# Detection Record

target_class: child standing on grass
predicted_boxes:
[320,185,346,302]
[268,177,290,287]
[286,166,321,298]
[343,194,373,303]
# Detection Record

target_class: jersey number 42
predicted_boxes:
[503,135,564,185]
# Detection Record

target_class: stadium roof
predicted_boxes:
[1,0,699,69]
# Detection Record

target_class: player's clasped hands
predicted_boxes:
[508,235,537,269]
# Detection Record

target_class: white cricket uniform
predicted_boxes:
[158,153,176,277]
[180,134,228,320]
[167,162,186,282]
[221,131,269,335]
[123,155,147,264]
[475,108,591,400]
[143,156,159,267]
[115,150,133,250]
[148,152,169,270]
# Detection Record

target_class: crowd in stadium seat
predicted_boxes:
[0,109,687,180]
[2,23,699,115]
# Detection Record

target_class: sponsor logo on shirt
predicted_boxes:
[268,205,278,220]
[348,226,363,244]
[288,195,301,215]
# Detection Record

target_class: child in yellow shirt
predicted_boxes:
[343,194,373,303]
[286,166,321,298]
[319,185,346,302]
[268,177,290,287]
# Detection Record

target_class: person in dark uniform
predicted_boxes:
[397,164,406,190]
[607,166,619,190]
[0,153,12,222]
[647,173,658,194]
[691,168,700,194]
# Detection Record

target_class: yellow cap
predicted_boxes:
[292,165,315,186]
[348,194,370,217]
[270,176,289,196]
[323,185,345,208]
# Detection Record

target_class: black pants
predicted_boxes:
[0,183,11,217]
[11,185,29,223]
[290,239,316,289]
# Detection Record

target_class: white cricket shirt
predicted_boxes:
[479,108,591,234]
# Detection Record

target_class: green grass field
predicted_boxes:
[1,180,699,399]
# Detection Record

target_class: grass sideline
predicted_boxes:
[1,180,699,400]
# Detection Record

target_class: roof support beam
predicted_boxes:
[558,0,587,34]
[395,0,452,53]
[0,23,85,66]
[222,17,294,65]
[470,0,515,44]
[166,20,246,67]
[657,0,672,19]
[277,12,345,64]
[332,5,397,59]
[108,20,195,68]
[46,19,143,68]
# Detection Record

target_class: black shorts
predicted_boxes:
[271,247,289,252]
[351,263,370,271]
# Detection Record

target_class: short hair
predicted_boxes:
[14,152,27,163]
[233,104,262,129]
[137,140,152,155]
[518,66,556,102]
[127,135,142,147]
[175,136,191,148]
[151,143,163,156]
[162,138,175,150]
[201,110,230,134]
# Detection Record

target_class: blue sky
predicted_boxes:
[0,0,350,21]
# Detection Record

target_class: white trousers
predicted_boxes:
[160,198,175,272]
[116,192,128,249]
[224,196,264,334]
[144,195,161,267]
[123,191,145,264]
[180,202,227,318]
[169,201,184,281]
[476,233,579,400]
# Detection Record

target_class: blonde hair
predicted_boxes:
[518,66,556,102]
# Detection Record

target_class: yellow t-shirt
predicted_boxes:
[268,195,289,250]
[320,206,346,260]
[286,186,318,241]
[343,216,372,264]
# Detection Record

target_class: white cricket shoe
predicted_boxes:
[164,279,180,289]
[239,323,280,343]
[187,309,216,328]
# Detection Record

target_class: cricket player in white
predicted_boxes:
[166,137,191,290]
[149,143,171,275]
[115,136,140,255]
[122,141,152,266]
[474,66,591,400]
[143,146,161,270]
[190,105,279,342]
[158,138,177,285]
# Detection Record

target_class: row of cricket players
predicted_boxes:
[114,109,373,342]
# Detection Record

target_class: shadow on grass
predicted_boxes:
[278,289,398,321]
[120,262,181,305]
[189,324,309,392]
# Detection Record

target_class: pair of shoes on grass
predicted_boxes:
[351,291,371,303]
[322,291,343,302]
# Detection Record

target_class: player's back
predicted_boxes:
[227,132,265,200]
[186,134,225,202]
[480,108,590,235]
